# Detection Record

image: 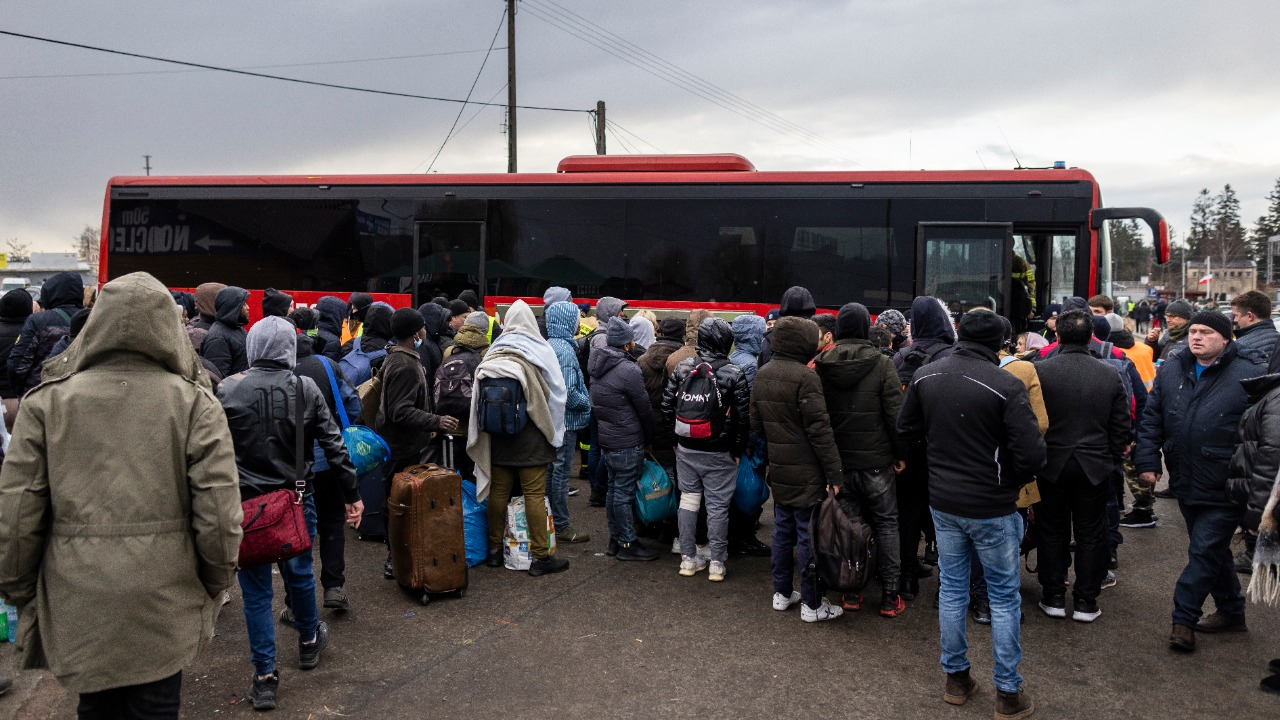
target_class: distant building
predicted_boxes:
[0,253,96,293]
[1186,259,1255,302]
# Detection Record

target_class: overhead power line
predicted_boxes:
[521,0,880,166]
[423,9,507,173]
[0,29,584,112]
[603,118,665,154]
[0,47,510,80]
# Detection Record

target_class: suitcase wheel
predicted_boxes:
[421,592,431,606]
[453,588,466,599]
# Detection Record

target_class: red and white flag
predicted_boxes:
[1198,274,1214,284]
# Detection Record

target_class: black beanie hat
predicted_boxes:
[1166,299,1194,320]
[0,288,34,322]
[262,288,293,318]
[1092,315,1112,341]
[448,299,470,318]
[657,316,685,341]
[349,292,373,320]
[458,289,480,310]
[957,309,1005,351]
[432,296,450,310]
[834,302,870,341]
[1188,310,1232,341]
[390,308,426,341]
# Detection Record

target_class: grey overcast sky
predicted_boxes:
[2,0,1278,254]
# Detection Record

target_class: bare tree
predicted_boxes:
[75,225,100,274]
[4,239,31,264]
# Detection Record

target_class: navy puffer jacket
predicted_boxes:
[588,344,653,451]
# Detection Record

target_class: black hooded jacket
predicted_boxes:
[201,286,250,378]
[0,289,34,398]
[759,286,816,367]
[893,295,956,370]
[315,296,347,362]
[8,271,83,394]
[417,302,452,389]
[661,318,751,455]
[589,344,654,451]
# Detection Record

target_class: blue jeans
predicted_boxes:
[239,496,319,676]
[931,508,1024,694]
[548,427,580,531]
[604,445,644,544]
[1173,502,1245,627]
[771,503,821,609]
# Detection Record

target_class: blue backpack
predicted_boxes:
[339,343,387,387]
[319,359,390,476]
[476,376,528,435]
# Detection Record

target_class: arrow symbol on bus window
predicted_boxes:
[194,236,232,252]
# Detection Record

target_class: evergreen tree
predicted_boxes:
[1249,177,1280,285]
[1204,184,1247,268]
[1186,188,1213,259]
[1108,218,1148,281]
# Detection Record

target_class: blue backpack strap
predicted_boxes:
[319,358,351,428]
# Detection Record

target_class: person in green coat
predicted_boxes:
[0,272,243,717]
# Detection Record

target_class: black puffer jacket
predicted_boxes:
[661,318,750,456]
[1136,343,1263,507]
[749,316,842,508]
[897,342,1046,519]
[201,286,250,378]
[588,344,654,451]
[814,337,905,470]
[314,296,347,362]
[0,289,34,398]
[1227,372,1280,531]
[759,286,816,367]
[8,272,83,394]
[1233,319,1278,367]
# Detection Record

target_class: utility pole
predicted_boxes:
[143,154,151,176]
[506,0,517,173]
[594,101,606,155]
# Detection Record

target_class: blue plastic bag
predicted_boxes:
[462,480,488,567]
[634,459,677,525]
[733,450,769,515]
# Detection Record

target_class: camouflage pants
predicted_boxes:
[1123,442,1153,512]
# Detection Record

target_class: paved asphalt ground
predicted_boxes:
[2,482,1278,719]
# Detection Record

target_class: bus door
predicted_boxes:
[414,221,484,307]
[1010,230,1082,323]
[916,222,1013,321]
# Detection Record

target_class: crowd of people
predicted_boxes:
[0,270,1278,719]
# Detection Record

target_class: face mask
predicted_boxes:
[414,337,423,349]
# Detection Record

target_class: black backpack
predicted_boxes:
[810,489,877,593]
[577,328,603,387]
[897,342,948,388]
[476,376,528,435]
[433,350,480,420]
[673,360,726,440]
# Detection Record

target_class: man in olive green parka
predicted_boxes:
[0,271,243,715]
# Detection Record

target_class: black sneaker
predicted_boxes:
[898,575,920,601]
[485,550,503,568]
[588,491,607,507]
[1072,598,1102,623]
[323,587,350,611]
[279,606,295,627]
[922,540,939,566]
[248,671,279,711]
[1119,509,1157,528]
[1038,593,1067,618]
[1108,548,1119,570]
[298,622,329,670]
[615,540,659,561]
[1153,486,1175,499]
[606,538,620,556]
[383,554,395,580]
[1234,547,1254,575]
[528,556,570,576]
[970,597,992,625]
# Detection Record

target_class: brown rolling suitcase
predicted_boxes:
[388,463,468,605]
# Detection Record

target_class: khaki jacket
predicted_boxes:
[0,272,243,693]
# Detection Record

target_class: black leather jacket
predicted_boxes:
[661,317,751,456]
[217,362,357,502]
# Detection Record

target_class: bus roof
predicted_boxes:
[107,156,1098,189]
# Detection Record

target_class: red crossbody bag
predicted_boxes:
[237,378,312,568]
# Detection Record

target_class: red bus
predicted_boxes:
[99,154,1168,325]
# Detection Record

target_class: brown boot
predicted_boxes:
[943,669,979,705]
[1169,623,1196,652]
[995,689,1035,720]
[1194,611,1247,633]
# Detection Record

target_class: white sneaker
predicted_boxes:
[801,598,844,623]
[773,591,801,611]
[708,560,726,582]
[671,537,682,555]
[696,544,711,560]
[678,555,708,577]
